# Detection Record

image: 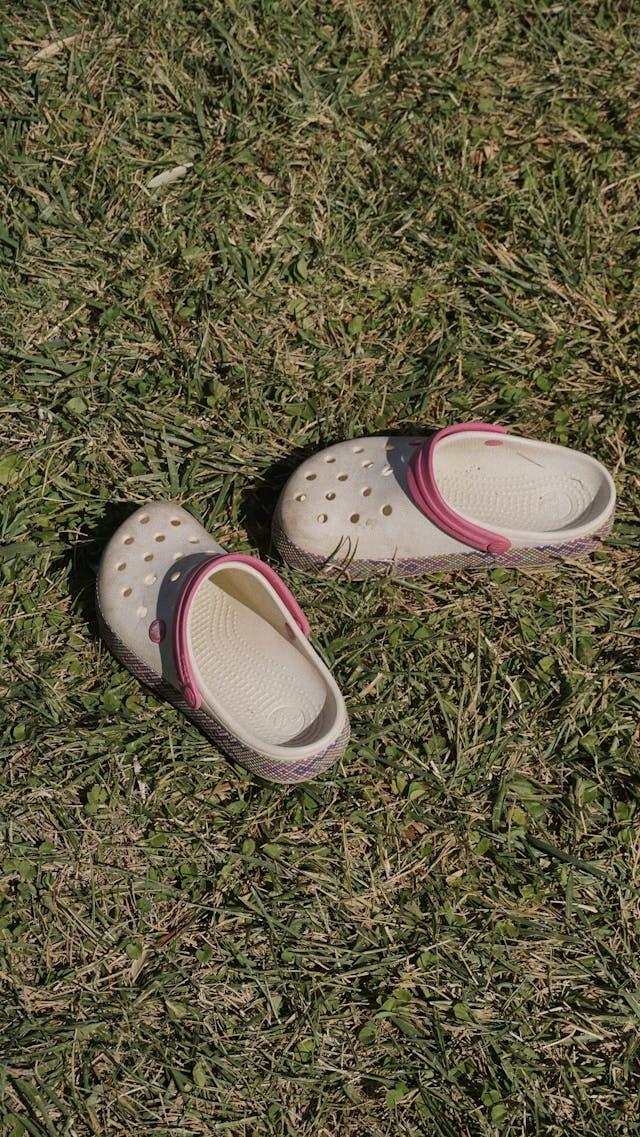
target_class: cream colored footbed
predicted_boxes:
[188,577,328,747]
[434,436,607,532]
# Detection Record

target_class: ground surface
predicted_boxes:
[1,2,639,1135]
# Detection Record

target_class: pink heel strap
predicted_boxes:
[406,422,512,554]
[174,553,310,710]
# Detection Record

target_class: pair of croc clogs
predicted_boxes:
[97,422,616,784]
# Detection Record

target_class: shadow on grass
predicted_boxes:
[237,441,320,559]
[64,502,140,634]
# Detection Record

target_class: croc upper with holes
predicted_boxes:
[273,423,616,580]
[97,502,349,783]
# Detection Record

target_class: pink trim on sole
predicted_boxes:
[407,422,511,554]
[273,512,614,582]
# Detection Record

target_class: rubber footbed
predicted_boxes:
[188,580,328,746]
[435,438,604,532]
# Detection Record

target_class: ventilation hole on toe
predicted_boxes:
[350,513,360,523]
[382,465,392,476]
[116,562,126,572]
[170,518,182,526]
[317,514,328,524]
[295,493,306,502]
[325,456,336,463]
[137,606,147,618]
[122,587,132,597]
[305,472,317,480]
[189,537,200,544]
[325,491,336,500]
[123,536,134,545]
[170,571,181,582]
[361,486,372,497]
[139,514,150,524]
[362,460,374,469]
[155,534,165,543]
[337,473,348,481]
[382,504,393,516]
[143,553,153,562]
[145,574,157,586]
[353,445,364,453]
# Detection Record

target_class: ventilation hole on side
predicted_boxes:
[145,574,157,586]
[325,491,336,500]
[361,486,372,497]
[139,514,150,524]
[385,442,396,451]
[350,513,360,523]
[123,536,134,545]
[173,551,184,561]
[362,460,374,469]
[189,537,200,544]
[382,504,393,516]
[353,445,364,453]
[317,513,328,524]
[116,562,126,572]
[295,493,306,502]
[170,518,181,526]
[325,456,336,463]
[122,587,132,597]
[170,571,181,582]
[137,606,147,618]
[337,473,348,481]
[381,465,392,476]
[305,472,317,481]
[143,553,153,562]
[155,534,165,543]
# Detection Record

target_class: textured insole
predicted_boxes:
[188,583,327,746]
[435,439,604,532]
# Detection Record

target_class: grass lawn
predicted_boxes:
[1,2,639,1134]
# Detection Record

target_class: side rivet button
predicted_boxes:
[149,619,166,643]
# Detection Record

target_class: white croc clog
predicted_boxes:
[97,502,349,783]
[273,422,616,580]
